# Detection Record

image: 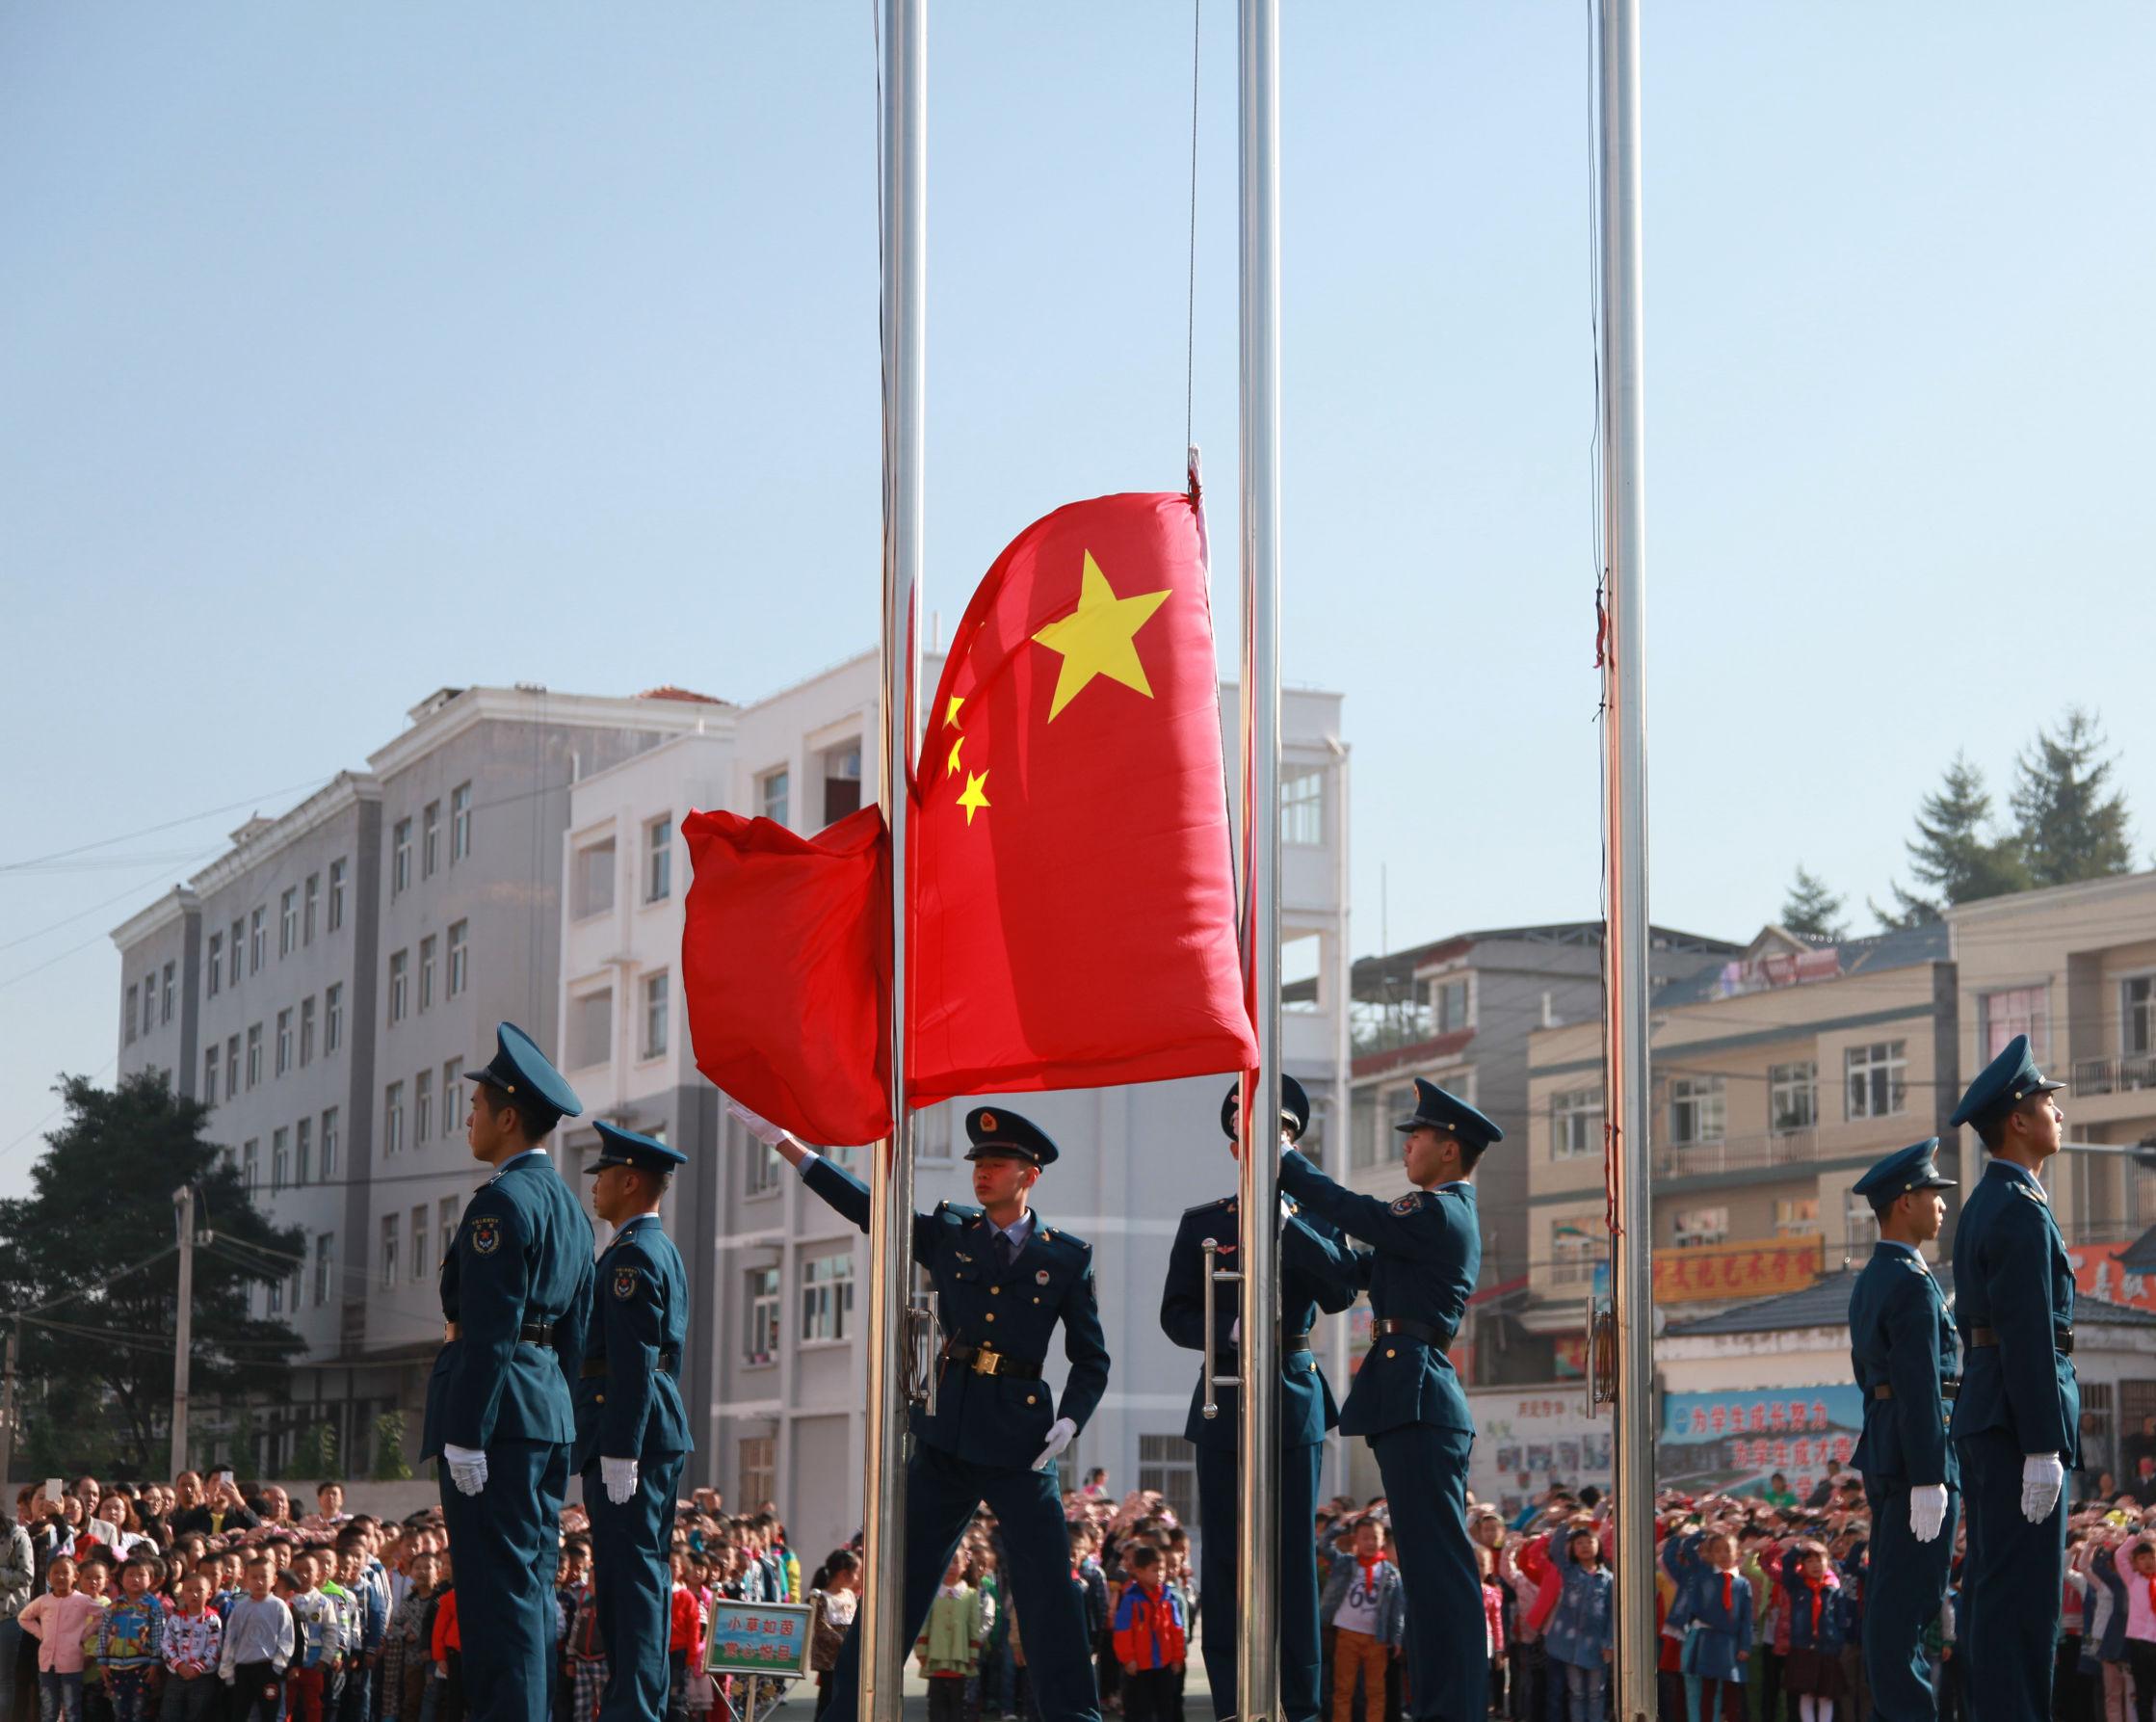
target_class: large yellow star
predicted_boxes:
[1030,552,1172,722]
[956,770,990,826]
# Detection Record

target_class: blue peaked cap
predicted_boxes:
[466,1020,583,1127]
[1853,1138,1956,1202]
[1948,1033,2064,1131]
[964,1106,1059,1168]
[584,1120,687,1177]
[1220,1073,1312,1143]
[1394,1076,1504,1151]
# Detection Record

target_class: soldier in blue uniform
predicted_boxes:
[1275,1075,1495,1722]
[741,1101,1110,1722]
[1159,1075,1360,1722]
[573,1123,691,1722]
[1849,1140,1959,1722]
[422,1023,595,1722]
[1945,1034,2078,1722]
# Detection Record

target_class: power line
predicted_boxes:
[0,779,335,874]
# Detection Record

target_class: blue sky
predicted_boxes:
[4,4,2151,1192]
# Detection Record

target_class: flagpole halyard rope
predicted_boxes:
[1186,0,1201,455]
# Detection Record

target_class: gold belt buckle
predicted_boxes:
[973,1345,1003,1377]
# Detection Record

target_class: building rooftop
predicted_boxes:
[1664,1262,2156,1337]
[1351,921,1742,1002]
[1653,919,1951,1010]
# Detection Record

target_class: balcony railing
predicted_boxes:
[2071,1054,2156,1098]
[1652,1126,1819,1179]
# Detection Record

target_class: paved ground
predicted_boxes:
[736,1665,1218,1719]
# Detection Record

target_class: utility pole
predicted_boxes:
[0,1320,19,1487]
[171,1184,197,1475]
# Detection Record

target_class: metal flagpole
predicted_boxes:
[1595,2,1657,1719]
[1235,0,1283,1716]
[858,0,925,1715]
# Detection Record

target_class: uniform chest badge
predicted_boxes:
[1037,1269,1052,1285]
[613,1266,639,1301]
[1390,1193,1424,1215]
[470,1217,502,1256]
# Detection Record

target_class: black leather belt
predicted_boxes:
[1965,1326,2073,1356]
[942,1340,1043,1381]
[581,1353,677,1378]
[1279,1329,1312,1353]
[1373,1317,1453,1346]
[442,1321,556,1346]
[1874,1381,1959,1402]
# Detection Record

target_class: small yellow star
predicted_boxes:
[1031,551,1172,721]
[945,695,965,729]
[946,734,964,777]
[957,770,990,826]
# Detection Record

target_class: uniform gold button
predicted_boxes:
[1027,1394,1038,1405]
[596,1393,606,1403]
[1033,1297,1041,1305]
[1385,1348,1396,1359]
[985,1311,996,1322]
[990,1285,1000,1295]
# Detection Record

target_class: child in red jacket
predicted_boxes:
[1110,1548,1187,1722]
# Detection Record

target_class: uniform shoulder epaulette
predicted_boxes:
[932,1200,985,1224]
[1183,1194,1235,1218]
[1037,1225,1091,1256]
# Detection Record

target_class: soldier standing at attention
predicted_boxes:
[733,1100,1110,1722]
[1946,1034,2079,1722]
[1275,1075,1497,1722]
[574,1123,692,1722]
[422,1023,595,1722]
[1159,1074,1359,1722]
[1848,1140,1959,1722]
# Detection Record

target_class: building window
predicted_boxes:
[266,1276,282,1316]
[388,950,408,1023]
[915,1101,955,1164]
[759,768,790,828]
[206,935,222,997]
[271,1127,290,1194]
[418,936,436,1013]
[439,1197,459,1266]
[1775,1197,1821,1237]
[415,1069,433,1145]
[279,889,297,958]
[380,1215,399,1290]
[384,1082,405,1156]
[138,980,153,1039]
[275,1010,292,1077]
[447,920,468,997]
[1672,1205,1729,1248]
[801,1252,855,1342]
[1282,771,1325,847]
[299,996,315,1067]
[450,783,473,861]
[225,1034,241,1092]
[744,1126,782,1197]
[574,839,617,920]
[329,859,347,932]
[422,801,441,879]
[410,1205,431,1280]
[1550,1087,1601,1160]
[2127,976,2156,1058]
[570,990,613,1069]
[646,815,673,902]
[392,818,412,895]
[245,1024,262,1090]
[1845,1199,1881,1257]
[442,1057,463,1126]
[1425,974,1471,1034]
[745,1267,780,1364]
[325,984,343,1054]
[303,874,319,945]
[321,1108,339,1180]
[125,984,139,1044]
[739,1437,776,1509]
[642,971,669,1060]
[1137,1432,1199,1526]
[1551,1220,1598,1286]
[1846,1041,1908,1121]
[228,919,245,986]
[1669,1075,1725,1147]
[162,962,175,1024]
[203,1044,219,1105]
[822,742,863,823]
[1769,1062,1818,1133]
[249,909,265,973]
[241,1139,259,1192]
[1281,930,1324,1015]
[296,1116,311,1187]
[1980,986,2049,1063]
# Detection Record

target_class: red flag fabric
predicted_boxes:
[679,805,893,1146]
[907,490,1254,1101]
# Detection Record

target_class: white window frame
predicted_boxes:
[800,1251,855,1344]
[642,970,670,1061]
[1550,1087,1601,1160]
[321,1107,339,1179]
[299,996,315,1067]
[380,1215,400,1290]
[275,1009,292,1077]
[422,801,440,879]
[1281,770,1324,847]
[279,889,297,958]
[1845,1041,1908,1122]
[418,936,435,1013]
[450,783,473,862]
[206,935,222,998]
[415,1068,434,1145]
[1669,1075,1726,1147]
[1769,1061,1818,1133]
[302,875,319,944]
[574,838,618,921]
[271,1127,289,1194]
[295,1116,311,1187]
[384,1081,406,1156]
[2123,973,2156,1058]
[1672,1205,1729,1248]
[1979,985,2050,1063]
[388,950,408,1022]
[392,818,412,895]
[645,815,673,903]
[745,1267,780,1364]
[410,1204,431,1280]
[329,859,347,931]
[758,767,791,829]
[325,984,343,1053]
[1551,1220,1598,1287]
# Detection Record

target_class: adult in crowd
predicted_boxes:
[0,1500,32,1722]
[169,1473,260,1540]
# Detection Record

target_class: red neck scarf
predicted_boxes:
[1359,1556,1385,1587]
[1807,1584,1824,1640]
[1722,1574,1734,1613]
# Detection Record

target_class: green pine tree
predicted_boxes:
[2011,707,2135,887]
[1873,754,2030,928]
[1779,865,1848,940]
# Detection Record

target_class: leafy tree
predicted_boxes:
[291,1420,338,1483]
[2012,707,2134,888]
[1873,754,2029,928]
[1779,865,1848,941]
[0,1073,304,1475]
[371,1411,412,1482]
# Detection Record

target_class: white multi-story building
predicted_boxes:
[557,648,1351,1564]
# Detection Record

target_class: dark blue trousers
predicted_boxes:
[1958,1429,2065,1722]
[1370,1425,1479,1722]
[823,1444,1098,1722]
[585,1454,687,1722]
[1861,1479,1959,1722]
[439,1439,570,1722]
[1196,1441,1325,1722]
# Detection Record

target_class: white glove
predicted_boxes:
[1032,1417,1077,1472]
[2021,1453,2065,1523]
[443,1444,488,1497]
[601,1456,639,1505]
[1909,1483,1948,1544]
[727,1099,791,1148]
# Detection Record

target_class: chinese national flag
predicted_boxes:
[907,490,1254,1102]
[679,804,893,1147]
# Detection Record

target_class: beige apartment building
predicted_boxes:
[1521,921,1959,1344]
